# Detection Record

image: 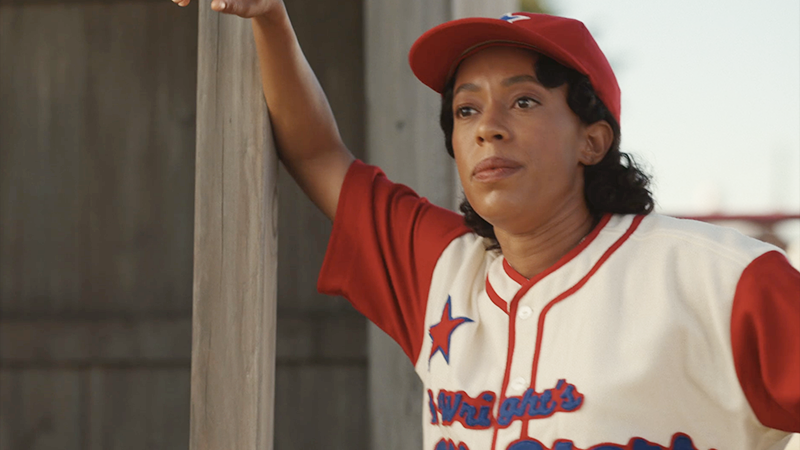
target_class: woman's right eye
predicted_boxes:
[455,106,476,118]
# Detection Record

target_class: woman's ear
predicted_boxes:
[579,120,614,166]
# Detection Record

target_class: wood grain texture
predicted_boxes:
[274,366,367,450]
[87,368,189,450]
[363,1,521,448]
[276,0,365,315]
[0,369,83,450]
[0,2,197,315]
[270,0,369,445]
[364,1,452,448]
[0,318,191,364]
[0,0,165,6]
[190,5,278,450]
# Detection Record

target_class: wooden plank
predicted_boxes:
[274,366,367,449]
[276,0,365,315]
[0,369,83,450]
[364,1,520,448]
[0,0,165,6]
[276,312,366,363]
[0,2,197,315]
[0,312,363,366]
[87,368,189,450]
[363,1,452,448]
[190,4,277,450]
[0,318,191,365]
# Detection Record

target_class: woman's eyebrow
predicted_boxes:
[502,74,539,87]
[454,74,539,96]
[454,83,479,96]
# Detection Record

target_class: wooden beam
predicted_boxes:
[190,6,278,450]
[364,0,453,447]
[0,0,166,6]
[364,1,517,447]
[0,317,191,365]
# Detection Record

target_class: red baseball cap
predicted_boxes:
[408,12,621,124]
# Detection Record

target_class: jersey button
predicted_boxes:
[511,377,527,391]
[518,306,533,320]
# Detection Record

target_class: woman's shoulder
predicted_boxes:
[629,213,783,266]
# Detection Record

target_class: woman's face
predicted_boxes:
[451,46,595,236]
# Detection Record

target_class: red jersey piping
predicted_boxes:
[490,213,613,449]
[485,276,510,314]
[501,214,612,285]
[522,214,644,439]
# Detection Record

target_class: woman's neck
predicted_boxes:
[495,208,595,280]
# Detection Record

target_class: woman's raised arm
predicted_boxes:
[175,0,354,219]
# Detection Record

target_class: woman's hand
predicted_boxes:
[172,0,353,219]
[173,0,282,19]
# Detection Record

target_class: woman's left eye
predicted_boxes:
[515,97,538,109]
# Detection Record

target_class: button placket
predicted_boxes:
[510,376,527,391]
[505,299,537,399]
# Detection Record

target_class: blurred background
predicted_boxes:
[0,0,797,448]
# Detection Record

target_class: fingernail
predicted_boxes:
[218,1,225,9]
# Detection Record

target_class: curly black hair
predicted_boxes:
[440,53,654,249]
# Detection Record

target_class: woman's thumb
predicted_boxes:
[211,0,234,13]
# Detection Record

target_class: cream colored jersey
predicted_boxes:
[319,161,800,450]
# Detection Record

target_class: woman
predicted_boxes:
[173,0,800,448]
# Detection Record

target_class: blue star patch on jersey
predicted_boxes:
[429,296,473,364]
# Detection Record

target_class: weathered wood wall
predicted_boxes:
[0,0,367,448]
[0,0,529,447]
[364,1,517,447]
[273,0,368,447]
[0,3,198,449]
[363,0,453,447]
[190,3,277,450]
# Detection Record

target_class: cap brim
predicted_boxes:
[409,17,588,94]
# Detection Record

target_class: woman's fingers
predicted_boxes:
[173,0,272,18]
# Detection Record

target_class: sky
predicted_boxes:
[547,0,800,217]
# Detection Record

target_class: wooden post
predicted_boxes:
[364,1,516,448]
[364,1,453,447]
[190,6,278,450]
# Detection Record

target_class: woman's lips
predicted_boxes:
[472,156,523,182]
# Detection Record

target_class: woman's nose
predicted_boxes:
[476,106,510,144]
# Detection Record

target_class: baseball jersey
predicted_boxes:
[318,160,800,450]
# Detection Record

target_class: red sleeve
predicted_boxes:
[731,250,800,432]
[317,160,471,363]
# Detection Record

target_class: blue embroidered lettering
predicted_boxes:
[557,379,584,411]
[498,397,522,426]
[507,440,546,450]
[670,434,698,450]
[477,393,494,426]
[438,391,462,424]
[630,439,663,450]
[537,388,555,416]
[518,388,540,416]
[433,380,582,429]
[428,389,438,424]
[434,439,470,450]
[458,402,478,426]
[433,390,494,429]
[501,433,702,450]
